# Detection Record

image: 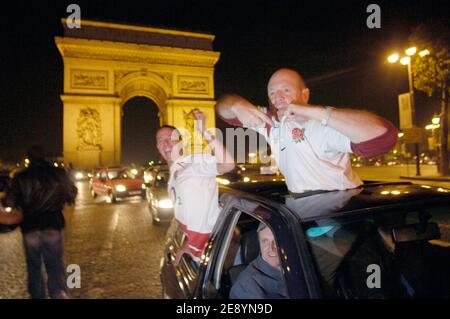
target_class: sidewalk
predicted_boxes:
[399,175,450,182]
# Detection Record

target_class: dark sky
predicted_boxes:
[0,0,448,164]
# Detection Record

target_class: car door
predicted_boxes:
[198,193,320,299]
[98,170,109,195]
[160,219,202,299]
[91,171,103,194]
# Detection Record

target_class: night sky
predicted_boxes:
[0,0,448,164]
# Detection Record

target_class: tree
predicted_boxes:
[409,23,450,175]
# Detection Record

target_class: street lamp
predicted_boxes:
[432,115,440,125]
[388,46,429,176]
[428,114,441,172]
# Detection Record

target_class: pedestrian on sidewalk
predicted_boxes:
[0,145,78,299]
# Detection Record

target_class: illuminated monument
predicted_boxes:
[55,19,220,168]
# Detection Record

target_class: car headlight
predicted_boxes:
[115,184,127,192]
[75,172,84,180]
[216,178,231,185]
[158,199,173,209]
[243,176,250,183]
[141,183,146,189]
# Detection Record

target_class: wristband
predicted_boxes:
[321,106,335,126]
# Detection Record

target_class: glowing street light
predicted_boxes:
[387,46,429,176]
[419,49,430,57]
[400,56,411,65]
[405,47,417,56]
[387,53,400,63]
[432,115,440,125]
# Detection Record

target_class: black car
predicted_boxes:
[0,172,18,233]
[160,181,450,299]
[145,166,173,225]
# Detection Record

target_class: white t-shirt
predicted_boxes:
[249,113,363,193]
[168,154,221,256]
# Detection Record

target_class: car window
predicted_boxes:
[144,169,156,183]
[303,206,450,298]
[107,169,138,180]
[155,171,169,187]
[0,177,10,192]
[205,208,286,299]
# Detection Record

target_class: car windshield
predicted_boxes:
[302,203,450,298]
[107,170,135,180]
[155,171,169,186]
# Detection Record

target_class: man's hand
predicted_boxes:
[174,241,192,266]
[216,94,273,128]
[277,102,311,123]
[232,102,274,128]
[192,108,206,134]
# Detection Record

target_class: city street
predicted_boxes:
[0,181,168,299]
[1,165,450,299]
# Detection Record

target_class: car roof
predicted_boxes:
[223,181,450,222]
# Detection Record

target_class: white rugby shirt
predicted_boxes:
[249,114,363,193]
[168,153,221,257]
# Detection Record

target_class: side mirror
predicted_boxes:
[392,222,440,243]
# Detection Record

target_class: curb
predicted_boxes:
[399,176,450,182]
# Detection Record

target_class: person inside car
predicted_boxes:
[216,68,397,193]
[156,109,234,263]
[230,222,287,299]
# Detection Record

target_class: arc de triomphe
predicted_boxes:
[55,19,220,168]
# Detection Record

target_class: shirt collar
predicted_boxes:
[255,255,283,279]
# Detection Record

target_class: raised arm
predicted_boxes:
[192,109,235,174]
[281,103,398,157]
[215,94,273,128]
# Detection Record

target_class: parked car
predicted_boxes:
[0,172,17,233]
[160,180,450,299]
[145,166,173,225]
[260,165,279,175]
[89,167,145,203]
[216,168,250,185]
[71,169,90,181]
[143,165,167,184]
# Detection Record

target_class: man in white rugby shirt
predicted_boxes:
[216,68,397,193]
[156,109,234,262]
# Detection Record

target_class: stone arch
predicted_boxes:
[56,19,220,168]
[116,71,170,108]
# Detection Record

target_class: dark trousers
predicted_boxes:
[22,229,69,299]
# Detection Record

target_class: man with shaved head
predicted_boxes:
[216,68,397,193]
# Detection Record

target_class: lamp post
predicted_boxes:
[431,115,441,172]
[388,47,429,176]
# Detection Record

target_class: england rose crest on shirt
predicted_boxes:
[291,127,305,143]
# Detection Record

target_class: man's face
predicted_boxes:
[259,226,281,270]
[156,128,182,165]
[267,69,310,121]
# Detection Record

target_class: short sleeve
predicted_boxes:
[308,121,352,154]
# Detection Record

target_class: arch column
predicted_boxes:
[55,19,220,168]
[61,95,122,169]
